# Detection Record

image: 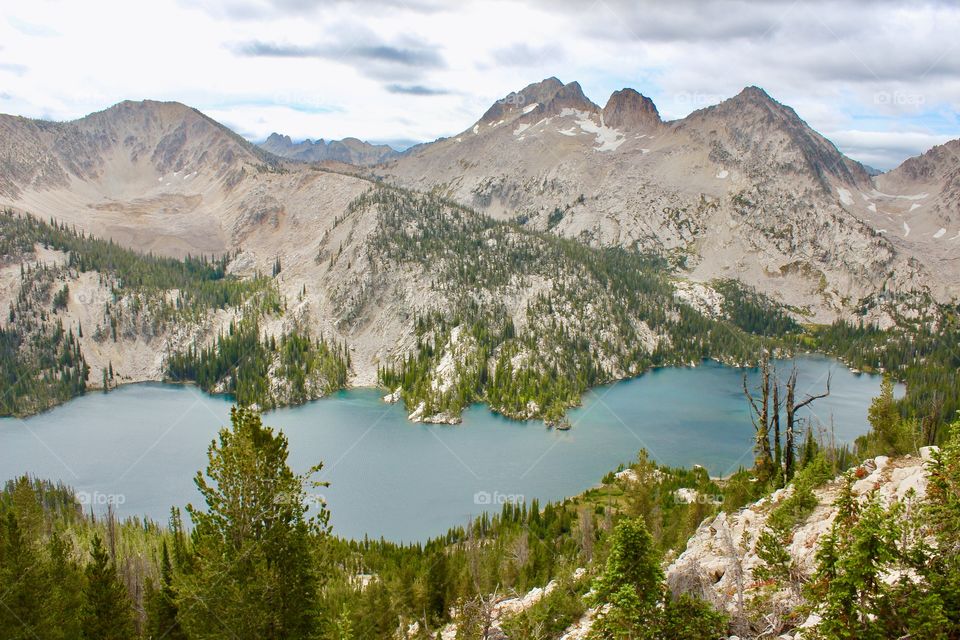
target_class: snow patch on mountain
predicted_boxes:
[869,189,929,200]
[558,109,626,152]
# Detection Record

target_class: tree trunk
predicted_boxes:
[773,376,782,486]
[785,369,797,481]
[744,351,775,482]
[785,366,831,480]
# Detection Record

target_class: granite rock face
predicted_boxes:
[665,453,933,636]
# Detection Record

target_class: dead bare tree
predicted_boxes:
[784,366,831,481]
[772,374,782,484]
[456,589,499,640]
[743,351,775,482]
[578,507,595,563]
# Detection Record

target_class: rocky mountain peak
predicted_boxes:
[705,85,794,123]
[736,84,775,103]
[479,77,599,124]
[542,80,599,115]
[683,85,870,189]
[519,76,565,103]
[265,132,293,146]
[602,88,661,130]
[82,99,210,130]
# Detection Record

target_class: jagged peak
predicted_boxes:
[259,132,397,165]
[479,77,598,124]
[520,76,564,95]
[704,85,791,119]
[265,132,293,145]
[543,80,599,114]
[737,85,775,102]
[602,88,661,130]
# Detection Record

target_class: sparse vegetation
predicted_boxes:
[165,317,349,408]
[368,187,785,422]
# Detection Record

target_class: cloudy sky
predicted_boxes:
[1,0,958,169]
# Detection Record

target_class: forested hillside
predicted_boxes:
[365,187,798,423]
[808,295,960,439]
[166,317,350,409]
[0,209,348,415]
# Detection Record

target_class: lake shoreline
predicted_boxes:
[0,356,881,541]
[4,352,779,423]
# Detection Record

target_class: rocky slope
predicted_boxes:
[864,139,960,302]
[259,132,398,165]
[666,450,936,638]
[380,78,947,323]
[395,450,940,640]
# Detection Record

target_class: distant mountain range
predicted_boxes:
[259,133,398,165]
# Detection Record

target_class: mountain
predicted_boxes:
[602,87,662,130]
[0,89,953,419]
[832,138,960,303]
[379,80,940,323]
[875,138,960,230]
[0,100,386,395]
[259,132,398,165]
[0,100,291,257]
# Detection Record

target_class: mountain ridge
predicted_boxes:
[1,84,956,338]
[380,78,952,324]
[259,132,398,165]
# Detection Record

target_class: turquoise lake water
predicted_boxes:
[0,356,883,541]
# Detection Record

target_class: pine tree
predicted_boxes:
[176,406,330,639]
[0,512,48,639]
[590,517,663,638]
[922,422,960,634]
[863,377,909,455]
[80,534,135,640]
[46,532,85,640]
[145,542,185,640]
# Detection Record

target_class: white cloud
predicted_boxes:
[0,0,956,166]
